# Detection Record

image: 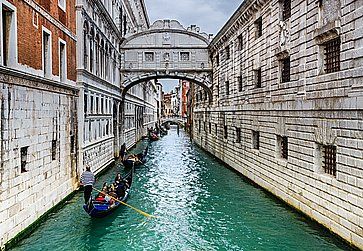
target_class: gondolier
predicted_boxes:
[80,165,95,204]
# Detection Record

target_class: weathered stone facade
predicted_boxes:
[194,0,363,248]
[0,0,78,247]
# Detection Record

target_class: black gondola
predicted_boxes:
[120,144,148,169]
[83,169,133,218]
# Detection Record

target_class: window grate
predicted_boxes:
[281,56,290,83]
[238,34,243,51]
[255,17,263,38]
[224,125,228,139]
[325,38,340,73]
[20,146,28,173]
[52,140,57,160]
[226,45,230,60]
[323,145,337,176]
[282,0,291,21]
[277,135,288,159]
[226,81,229,96]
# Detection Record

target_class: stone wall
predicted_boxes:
[194,0,363,249]
[0,70,78,247]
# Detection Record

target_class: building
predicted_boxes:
[179,80,190,118]
[162,92,172,117]
[76,0,152,173]
[0,0,78,247]
[193,0,363,248]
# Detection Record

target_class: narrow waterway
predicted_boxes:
[12,128,353,251]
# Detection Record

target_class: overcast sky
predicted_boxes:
[144,0,242,92]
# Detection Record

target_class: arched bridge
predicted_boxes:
[121,20,213,102]
[161,117,186,128]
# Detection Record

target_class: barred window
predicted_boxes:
[282,0,291,21]
[236,127,241,143]
[216,54,219,66]
[277,135,288,159]
[324,38,340,73]
[281,56,290,83]
[144,52,154,62]
[253,131,260,150]
[215,124,218,135]
[255,68,262,88]
[51,140,57,160]
[209,122,212,134]
[255,17,263,38]
[180,52,190,61]
[323,145,337,176]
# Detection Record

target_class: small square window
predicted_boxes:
[252,131,260,150]
[236,127,241,143]
[255,17,263,38]
[277,135,288,159]
[324,38,340,73]
[281,56,290,83]
[145,52,154,62]
[255,68,262,88]
[180,52,190,61]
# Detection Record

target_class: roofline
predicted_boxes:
[210,0,253,49]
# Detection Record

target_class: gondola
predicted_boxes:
[83,169,133,218]
[120,144,148,169]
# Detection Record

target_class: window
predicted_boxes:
[84,94,88,114]
[224,125,228,139]
[255,68,262,88]
[255,17,263,38]
[317,144,337,177]
[324,38,340,73]
[238,76,243,92]
[145,52,154,62]
[20,146,28,173]
[198,120,201,133]
[58,0,66,11]
[282,0,291,21]
[95,96,99,114]
[2,6,14,66]
[236,127,241,143]
[209,122,211,134]
[51,140,57,160]
[180,52,190,61]
[42,29,51,76]
[225,45,230,60]
[277,135,288,159]
[238,34,243,51]
[252,131,260,150]
[90,95,94,114]
[59,40,66,82]
[89,35,93,72]
[225,81,229,96]
[281,56,290,83]
[216,54,219,66]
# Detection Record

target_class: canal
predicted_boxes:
[12,128,353,251]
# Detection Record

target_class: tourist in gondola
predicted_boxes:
[80,165,95,204]
[95,182,109,202]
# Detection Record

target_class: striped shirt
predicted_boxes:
[80,171,95,186]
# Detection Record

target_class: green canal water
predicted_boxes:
[12,128,353,251]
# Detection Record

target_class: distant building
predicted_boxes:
[179,80,190,118]
[163,92,173,117]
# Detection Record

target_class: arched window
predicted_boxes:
[95,35,100,76]
[89,28,94,73]
[83,22,89,70]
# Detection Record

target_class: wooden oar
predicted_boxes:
[93,188,156,219]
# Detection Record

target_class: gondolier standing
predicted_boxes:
[80,165,95,204]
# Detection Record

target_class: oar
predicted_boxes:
[93,188,156,219]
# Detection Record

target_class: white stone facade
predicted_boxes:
[193,0,363,248]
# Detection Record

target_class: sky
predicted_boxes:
[144,0,242,92]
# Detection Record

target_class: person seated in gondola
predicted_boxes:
[95,182,109,202]
[107,184,117,204]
